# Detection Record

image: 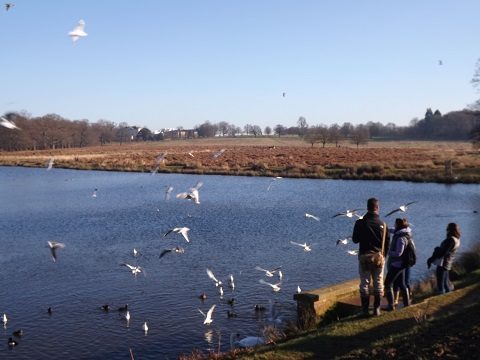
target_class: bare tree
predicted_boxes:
[264,126,272,136]
[297,116,308,136]
[217,121,229,136]
[329,124,342,147]
[351,125,370,148]
[274,124,285,137]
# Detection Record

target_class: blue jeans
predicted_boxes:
[436,266,454,294]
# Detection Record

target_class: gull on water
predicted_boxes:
[297,286,302,293]
[142,321,148,335]
[121,263,144,276]
[230,333,266,349]
[68,19,87,42]
[0,116,20,130]
[259,279,281,292]
[332,209,362,218]
[133,248,139,257]
[290,241,312,252]
[159,246,185,259]
[206,268,222,287]
[385,201,417,217]
[163,227,190,242]
[255,266,282,277]
[305,213,320,221]
[92,188,98,198]
[124,310,131,322]
[8,337,18,347]
[198,304,216,325]
[47,241,65,262]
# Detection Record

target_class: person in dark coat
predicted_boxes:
[352,198,390,316]
[427,223,461,294]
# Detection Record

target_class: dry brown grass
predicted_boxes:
[0,138,479,183]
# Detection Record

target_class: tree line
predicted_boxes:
[1,108,479,151]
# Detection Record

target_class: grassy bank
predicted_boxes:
[0,139,479,183]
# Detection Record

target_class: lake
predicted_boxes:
[0,166,479,359]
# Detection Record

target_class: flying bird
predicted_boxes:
[46,157,54,170]
[336,237,351,246]
[347,250,358,256]
[438,60,443,65]
[132,248,139,258]
[176,188,200,204]
[290,241,312,252]
[47,241,65,262]
[188,152,195,158]
[198,304,216,325]
[259,279,281,292]
[124,310,131,322]
[282,92,286,97]
[206,268,222,287]
[228,274,235,290]
[142,321,148,335]
[332,209,362,218]
[159,246,185,259]
[2,313,7,326]
[305,213,320,221]
[255,266,282,278]
[267,177,283,191]
[5,3,14,11]
[164,186,174,201]
[0,116,20,130]
[384,201,417,217]
[68,19,88,42]
[163,227,190,242]
[121,263,144,276]
[297,286,302,294]
[212,149,225,159]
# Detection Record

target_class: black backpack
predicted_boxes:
[402,236,417,267]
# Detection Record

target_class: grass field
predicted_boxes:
[0,137,479,183]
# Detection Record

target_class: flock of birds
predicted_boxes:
[2,155,420,355]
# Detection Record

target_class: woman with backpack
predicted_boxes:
[384,218,415,310]
[427,223,461,294]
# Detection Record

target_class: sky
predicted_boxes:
[1,1,479,131]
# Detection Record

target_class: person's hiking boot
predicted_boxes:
[385,289,395,311]
[360,296,370,317]
[373,294,382,316]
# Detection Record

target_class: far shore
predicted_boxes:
[0,138,479,183]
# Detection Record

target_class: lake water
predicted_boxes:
[0,166,479,359]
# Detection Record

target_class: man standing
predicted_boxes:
[352,198,389,316]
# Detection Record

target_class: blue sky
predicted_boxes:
[1,1,479,131]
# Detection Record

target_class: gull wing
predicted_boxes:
[159,249,173,259]
[305,213,320,221]
[198,308,206,318]
[206,304,216,320]
[405,201,417,207]
[384,208,401,217]
[206,268,219,283]
[163,229,174,237]
[176,192,189,200]
[121,263,135,271]
[179,228,190,242]
[255,266,268,273]
[259,279,274,288]
[289,241,304,247]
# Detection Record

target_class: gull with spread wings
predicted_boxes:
[384,202,417,217]
[163,227,190,242]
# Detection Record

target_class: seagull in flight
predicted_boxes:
[228,274,235,290]
[165,186,174,201]
[206,268,222,287]
[198,304,216,325]
[347,250,358,256]
[47,241,65,262]
[332,209,362,218]
[290,241,312,252]
[438,60,443,65]
[255,266,282,277]
[305,213,320,221]
[259,279,281,292]
[4,3,14,11]
[46,157,54,170]
[3,313,7,327]
[336,237,351,246]
[121,263,144,276]
[0,116,20,130]
[159,246,185,259]
[142,321,148,335]
[267,177,283,191]
[69,19,88,42]
[163,227,190,242]
[384,201,417,217]
[176,188,200,204]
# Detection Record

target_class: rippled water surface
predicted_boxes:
[0,166,479,359]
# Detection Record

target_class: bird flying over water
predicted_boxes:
[198,304,216,325]
[0,116,20,130]
[206,268,222,287]
[347,250,358,256]
[332,209,362,218]
[259,279,281,292]
[176,188,200,204]
[159,246,185,259]
[336,237,351,246]
[46,157,54,170]
[47,241,65,262]
[305,213,320,221]
[255,266,282,277]
[290,241,312,252]
[384,201,417,217]
[2,313,7,327]
[69,19,87,42]
[142,321,148,335]
[121,263,144,276]
[163,227,190,242]
[267,177,283,191]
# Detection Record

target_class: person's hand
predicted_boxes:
[427,258,432,269]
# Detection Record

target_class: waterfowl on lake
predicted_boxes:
[198,304,216,325]
[142,321,148,335]
[118,304,128,312]
[227,298,235,306]
[163,227,190,242]
[7,337,18,347]
[228,274,235,290]
[12,329,23,337]
[47,241,65,262]
[199,292,207,300]
[254,304,266,312]
[101,304,110,312]
[121,263,144,276]
[124,311,131,322]
[227,310,238,318]
[47,307,52,315]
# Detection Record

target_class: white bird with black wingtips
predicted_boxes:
[198,304,216,325]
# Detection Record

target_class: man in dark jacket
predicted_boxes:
[352,198,389,316]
